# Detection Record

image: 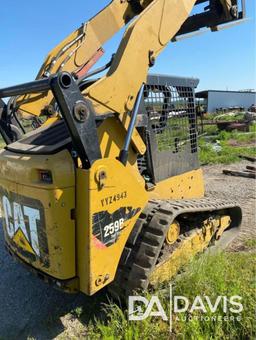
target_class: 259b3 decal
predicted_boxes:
[92,206,141,247]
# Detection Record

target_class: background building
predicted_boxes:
[196,90,256,113]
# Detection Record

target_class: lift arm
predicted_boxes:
[15,0,244,117]
[16,0,153,116]
[85,0,244,115]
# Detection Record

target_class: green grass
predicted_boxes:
[217,130,256,142]
[81,251,255,339]
[199,129,256,165]
[244,238,256,250]
[215,113,246,122]
[201,124,219,135]
[249,123,256,133]
[199,141,256,165]
[170,251,256,339]
[153,113,256,164]
[202,113,217,121]
[0,137,5,149]
[203,112,246,122]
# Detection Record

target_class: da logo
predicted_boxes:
[0,191,49,266]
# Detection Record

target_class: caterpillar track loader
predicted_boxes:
[0,0,245,297]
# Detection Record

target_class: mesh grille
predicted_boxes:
[144,85,197,154]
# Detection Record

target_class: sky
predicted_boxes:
[0,0,255,91]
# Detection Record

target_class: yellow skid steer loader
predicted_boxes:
[0,0,245,297]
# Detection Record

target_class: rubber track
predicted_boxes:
[108,196,242,299]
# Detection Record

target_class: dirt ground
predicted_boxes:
[204,160,256,248]
[0,161,255,340]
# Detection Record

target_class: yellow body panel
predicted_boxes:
[98,117,145,186]
[76,158,148,295]
[0,149,76,279]
[150,169,204,200]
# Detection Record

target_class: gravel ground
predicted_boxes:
[204,160,256,248]
[0,161,255,339]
